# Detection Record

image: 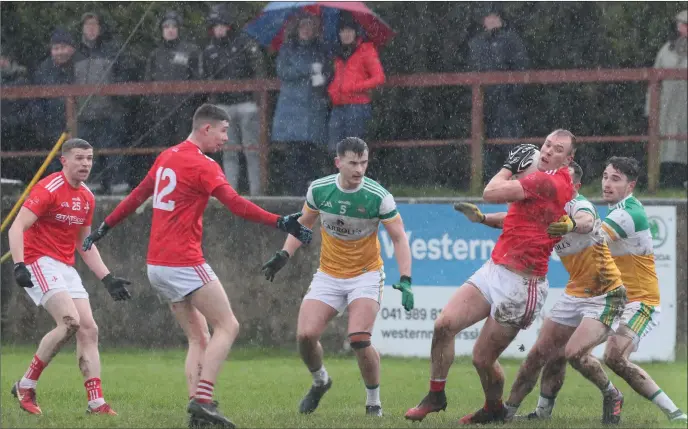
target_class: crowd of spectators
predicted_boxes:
[1,5,686,194]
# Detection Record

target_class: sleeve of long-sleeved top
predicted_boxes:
[211,184,279,226]
[105,173,156,227]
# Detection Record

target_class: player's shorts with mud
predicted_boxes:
[615,301,661,350]
[24,256,89,306]
[548,286,627,328]
[467,258,548,329]
[147,263,218,303]
[304,268,385,313]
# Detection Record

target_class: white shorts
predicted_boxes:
[548,286,627,329]
[467,259,548,329]
[24,256,88,306]
[615,301,661,350]
[147,263,218,303]
[304,268,385,313]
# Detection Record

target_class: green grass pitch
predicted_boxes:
[1,345,686,428]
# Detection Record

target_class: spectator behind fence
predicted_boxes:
[33,28,82,153]
[271,13,332,196]
[145,10,202,147]
[75,11,128,194]
[1,43,35,182]
[467,5,529,182]
[327,12,385,152]
[203,5,266,196]
[646,9,687,189]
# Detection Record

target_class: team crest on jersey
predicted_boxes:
[357,206,366,214]
[84,202,90,212]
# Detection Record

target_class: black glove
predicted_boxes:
[261,250,290,282]
[503,144,539,174]
[14,262,34,288]
[102,273,132,301]
[82,221,111,251]
[276,212,313,245]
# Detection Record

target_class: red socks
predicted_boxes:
[19,355,46,389]
[430,379,446,392]
[195,379,214,403]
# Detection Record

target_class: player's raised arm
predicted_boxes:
[260,206,319,282]
[82,174,156,251]
[8,207,40,288]
[77,226,132,301]
[482,144,539,203]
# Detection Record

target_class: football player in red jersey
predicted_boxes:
[82,104,312,428]
[405,130,575,425]
[8,138,131,416]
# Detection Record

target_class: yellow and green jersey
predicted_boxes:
[304,174,400,279]
[555,194,623,297]
[600,194,660,306]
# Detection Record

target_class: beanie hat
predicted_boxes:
[50,27,76,47]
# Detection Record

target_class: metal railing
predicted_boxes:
[2,67,686,193]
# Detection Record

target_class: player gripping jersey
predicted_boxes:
[496,162,629,424]
[9,139,131,417]
[261,137,413,417]
[406,130,575,425]
[83,104,312,428]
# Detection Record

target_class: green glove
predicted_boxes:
[392,275,414,311]
[453,202,486,223]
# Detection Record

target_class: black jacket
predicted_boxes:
[145,38,201,117]
[74,37,126,120]
[467,27,529,105]
[32,53,84,138]
[202,30,266,105]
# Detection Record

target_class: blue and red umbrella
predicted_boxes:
[244,2,395,52]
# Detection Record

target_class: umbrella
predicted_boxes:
[244,2,395,52]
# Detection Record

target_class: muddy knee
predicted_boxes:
[62,315,81,338]
[434,315,458,340]
[472,351,494,371]
[603,350,627,373]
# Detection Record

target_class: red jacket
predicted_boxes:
[328,40,385,106]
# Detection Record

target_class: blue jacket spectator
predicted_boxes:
[272,13,331,145]
[271,13,332,195]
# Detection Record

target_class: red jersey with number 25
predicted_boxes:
[22,172,95,266]
[491,167,573,276]
[145,141,229,266]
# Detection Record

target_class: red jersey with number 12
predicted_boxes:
[145,141,229,266]
[491,167,573,276]
[22,172,95,266]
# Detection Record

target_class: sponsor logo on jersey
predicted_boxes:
[324,221,362,236]
[322,201,333,208]
[61,202,70,208]
[338,200,351,206]
[55,213,86,226]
